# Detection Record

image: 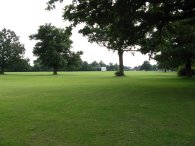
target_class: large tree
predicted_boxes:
[142,1,195,27]
[155,24,195,77]
[139,1,195,52]
[0,28,25,74]
[141,1,195,77]
[30,24,79,75]
[47,0,147,76]
[47,0,195,43]
[47,0,195,76]
[141,20,195,77]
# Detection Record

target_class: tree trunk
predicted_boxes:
[53,66,58,75]
[164,68,167,72]
[0,66,5,75]
[117,50,124,76]
[0,55,5,75]
[185,59,192,77]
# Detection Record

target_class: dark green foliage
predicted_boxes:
[47,0,195,45]
[178,67,187,77]
[140,20,195,76]
[140,61,152,71]
[7,58,31,72]
[47,0,146,76]
[152,65,158,71]
[142,1,195,28]
[47,0,195,77]
[178,66,195,77]
[155,52,178,72]
[32,58,52,71]
[30,24,72,75]
[90,61,100,71]
[134,64,158,71]
[0,28,25,74]
[80,61,92,71]
[115,71,125,77]
[79,61,119,71]
[32,58,121,72]
[139,1,195,76]
[65,51,83,71]
[99,60,106,67]
[30,24,82,75]
[107,63,119,71]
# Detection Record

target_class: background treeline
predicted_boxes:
[5,58,160,72]
[4,58,122,72]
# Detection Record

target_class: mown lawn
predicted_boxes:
[0,71,194,146]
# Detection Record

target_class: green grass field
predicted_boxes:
[0,71,195,146]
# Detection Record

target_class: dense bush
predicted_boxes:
[115,71,125,77]
[177,66,195,76]
[177,67,186,76]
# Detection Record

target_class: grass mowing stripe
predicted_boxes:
[0,71,194,146]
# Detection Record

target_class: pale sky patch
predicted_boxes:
[0,0,156,67]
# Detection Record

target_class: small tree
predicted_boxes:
[140,61,152,71]
[30,24,74,75]
[0,28,25,74]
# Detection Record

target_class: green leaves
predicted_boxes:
[0,28,25,74]
[30,24,72,70]
[30,23,82,74]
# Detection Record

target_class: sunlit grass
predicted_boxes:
[0,71,195,146]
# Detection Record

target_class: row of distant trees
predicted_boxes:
[134,61,158,71]
[4,58,128,72]
[4,57,161,72]
[35,59,118,72]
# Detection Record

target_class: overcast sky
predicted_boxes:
[0,0,155,67]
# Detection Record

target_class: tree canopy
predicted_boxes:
[0,28,25,74]
[30,23,81,75]
[46,0,195,76]
[7,58,31,72]
[140,61,152,71]
[154,23,195,76]
[47,0,148,76]
[47,0,195,40]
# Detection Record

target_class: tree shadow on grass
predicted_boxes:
[5,72,80,77]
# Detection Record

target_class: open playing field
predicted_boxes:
[0,71,195,146]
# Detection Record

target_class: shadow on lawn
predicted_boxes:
[5,72,80,77]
